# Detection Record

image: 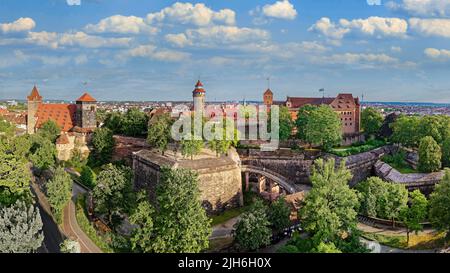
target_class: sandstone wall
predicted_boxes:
[132,152,243,215]
[374,160,444,194]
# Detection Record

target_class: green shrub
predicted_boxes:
[418,136,442,173]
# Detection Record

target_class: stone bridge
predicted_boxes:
[241,165,297,194]
[238,146,396,188]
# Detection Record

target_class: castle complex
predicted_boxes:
[26,86,98,160]
[264,88,361,136]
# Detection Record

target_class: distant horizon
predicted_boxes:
[1,98,449,106]
[1,1,450,103]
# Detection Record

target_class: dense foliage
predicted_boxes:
[91,127,115,165]
[150,167,211,253]
[267,197,291,233]
[0,201,44,253]
[47,167,73,223]
[361,107,383,136]
[92,164,134,226]
[429,170,450,240]
[147,113,173,155]
[296,105,342,150]
[234,199,272,251]
[103,108,149,137]
[399,190,428,244]
[38,120,60,143]
[356,177,409,220]
[418,136,442,173]
[299,158,360,248]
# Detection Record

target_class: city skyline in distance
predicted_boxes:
[1,0,450,103]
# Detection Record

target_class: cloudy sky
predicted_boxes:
[0,0,449,102]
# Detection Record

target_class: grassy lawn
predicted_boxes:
[75,195,113,253]
[361,231,447,250]
[329,139,386,157]
[388,162,419,174]
[211,207,245,226]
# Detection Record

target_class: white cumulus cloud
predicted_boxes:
[26,31,132,49]
[309,17,408,42]
[409,18,450,38]
[67,0,81,6]
[121,45,190,62]
[424,48,450,59]
[387,0,450,17]
[85,15,158,34]
[262,0,297,20]
[0,17,36,33]
[146,2,236,26]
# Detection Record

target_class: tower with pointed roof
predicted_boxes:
[75,92,97,129]
[27,86,42,134]
[193,80,205,114]
[263,88,273,108]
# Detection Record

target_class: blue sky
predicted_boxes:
[0,0,449,102]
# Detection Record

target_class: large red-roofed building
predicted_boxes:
[26,86,98,160]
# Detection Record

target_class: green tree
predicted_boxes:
[303,105,342,150]
[313,241,342,253]
[267,197,291,233]
[295,104,317,141]
[0,152,31,206]
[103,112,123,134]
[79,165,97,189]
[429,170,450,244]
[418,115,445,145]
[361,107,383,137]
[38,120,60,143]
[93,164,134,225]
[207,117,238,157]
[382,182,409,224]
[151,167,211,253]
[442,138,450,168]
[47,167,73,223]
[390,115,420,147]
[10,135,32,160]
[181,139,203,160]
[0,201,44,253]
[129,200,154,253]
[299,158,359,244]
[399,190,428,245]
[147,113,173,155]
[0,119,15,138]
[356,177,408,221]
[418,136,442,173]
[60,239,81,253]
[121,108,149,137]
[269,106,294,141]
[234,199,272,251]
[91,127,115,165]
[29,135,57,170]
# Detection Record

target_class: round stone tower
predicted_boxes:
[193,80,205,113]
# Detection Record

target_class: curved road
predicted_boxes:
[62,199,102,253]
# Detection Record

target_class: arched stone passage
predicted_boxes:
[241,165,297,194]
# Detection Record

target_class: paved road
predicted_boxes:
[36,202,64,253]
[61,199,102,253]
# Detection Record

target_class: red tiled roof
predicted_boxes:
[56,134,70,145]
[286,97,334,108]
[35,104,76,132]
[264,89,273,95]
[76,92,96,102]
[195,80,203,87]
[27,86,43,101]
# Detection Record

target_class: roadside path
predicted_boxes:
[61,198,102,253]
